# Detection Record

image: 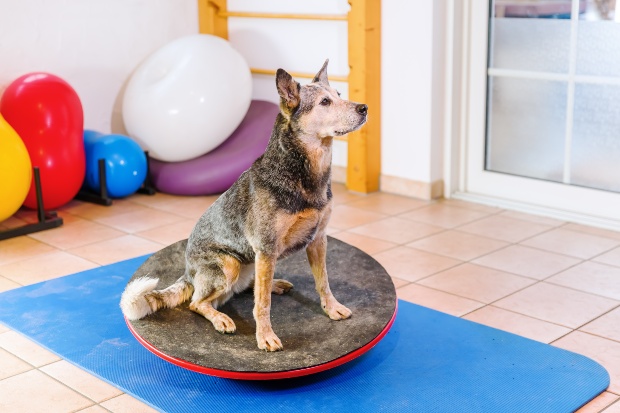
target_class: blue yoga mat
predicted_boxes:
[0,254,609,413]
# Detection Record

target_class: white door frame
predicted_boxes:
[446,0,620,231]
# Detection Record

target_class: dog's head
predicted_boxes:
[275,60,368,139]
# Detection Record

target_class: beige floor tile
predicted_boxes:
[0,348,32,380]
[457,215,552,243]
[330,183,366,205]
[548,261,620,300]
[521,228,620,260]
[605,400,620,413]
[554,331,620,394]
[345,193,429,215]
[594,247,620,268]
[40,360,123,402]
[0,237,56,266]
[28,217,124,250]
[328,205,387,230]
[0,276,20,293]
[93,208,185,233]
[77,406,111,413]
[399,203,491,228]
[498,210,566,227]
[325,226,341,236]
[60,199,150,221]
[0,251,98,285]
[397,283,484,317]
[390,277,410,289]
[6,189,620,409]
[472,245,581,280]
[575,392,619,413]
[12,208,78,225]
[126,191,187,207]
[494,282,619,329]
[0,370,93,413]
[136,219,195,245]
[141,195,218,220]
[563,223,620,241]
[439,198,503,213]
[580,306,620,342]
[463,306,571,343]
[330,232,397,255]
[418,263,535,303]
[0,331,60,367]
[100,394,159,413]
[407,231,509,261]
[372,246,462,282]
[0,215,27,230]
[68,235,162,265]
[349,217,443,244]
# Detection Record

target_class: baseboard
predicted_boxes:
[332,167,443,200]
[380,175,443,200]
[332,165,347,184]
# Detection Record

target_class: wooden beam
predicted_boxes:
[198,0,228,39]
[219,12,347,21]
[346,0,381,193]
[250,68,348,83]
[197,0,381,191]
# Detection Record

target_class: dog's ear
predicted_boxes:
[312,59,330,86]
[276,69,300,114]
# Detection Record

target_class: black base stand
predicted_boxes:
[75,159,113,206]
[75,151,156,206]
[138,151,156,195]
[0,167,63,241]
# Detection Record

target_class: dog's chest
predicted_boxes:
[278,209,322,254]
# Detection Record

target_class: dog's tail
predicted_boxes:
[120,276,194,320]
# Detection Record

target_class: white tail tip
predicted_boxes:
[120,277,159,320]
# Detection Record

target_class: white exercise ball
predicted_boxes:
[123,34,252,162]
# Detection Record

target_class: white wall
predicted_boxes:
[0,0,449,195]
[0,0,198,134]
[227,0,351,168]
[381,0,447,186]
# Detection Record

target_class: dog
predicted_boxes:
[120,60,368,351]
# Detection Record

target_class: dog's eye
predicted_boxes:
[320,98,331,106]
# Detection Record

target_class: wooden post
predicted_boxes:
[347,0,381,193]
[198,0,228,39]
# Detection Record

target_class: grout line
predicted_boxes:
[36,366,100,409]
[396,282,486,312]
[549,320,620,347]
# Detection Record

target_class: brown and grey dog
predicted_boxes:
[120,60,368,351]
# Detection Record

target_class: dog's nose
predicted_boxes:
[356,104,368,115]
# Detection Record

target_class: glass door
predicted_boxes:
[461,0,620,228]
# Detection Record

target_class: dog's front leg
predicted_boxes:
[254,252,283,351]
[307,235,352,320]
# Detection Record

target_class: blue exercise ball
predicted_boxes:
[83,130,147,198]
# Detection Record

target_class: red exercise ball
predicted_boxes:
[0,73,85,210]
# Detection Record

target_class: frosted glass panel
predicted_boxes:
[493,0,573,19]
[490,18,571,72]
[486,77,567,182]
[570,83,620,192]
[576,21,620,77]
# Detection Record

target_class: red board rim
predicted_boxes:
[126,299,398,381]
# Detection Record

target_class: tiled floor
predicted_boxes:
[1,184,620,412]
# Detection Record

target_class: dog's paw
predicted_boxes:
[257,330,283,351]
[271,279,294,295]
[212,313,236,334]
[324,301,352,321]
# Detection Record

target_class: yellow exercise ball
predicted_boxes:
[0,113,32,222]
